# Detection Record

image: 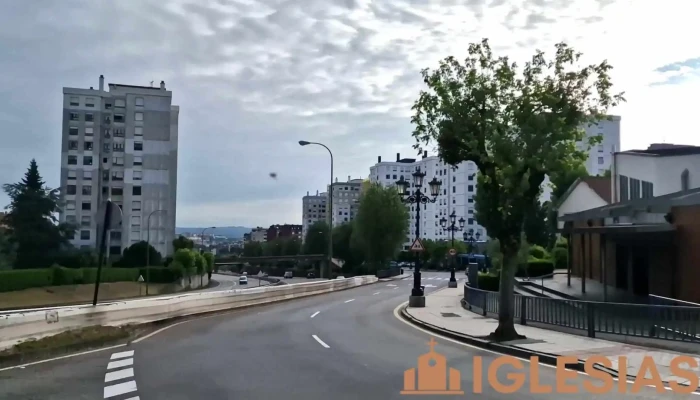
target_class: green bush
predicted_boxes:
[139,266,183,283]
[51,265,84,285]
[516,258,555,277]
[555,237,568,248]
[528,245,549,260]
[194,253,205,275]
[476,272,500,292]
[80,268,139,284]
[0,269,53,292]
[552,247,568,270]
[174,249,195,270]
[202,253,214,273]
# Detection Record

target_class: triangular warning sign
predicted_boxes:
[409,238,425,252]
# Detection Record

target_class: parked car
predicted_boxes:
[239,275,248,285]
[284,271,293,279]
[307,272,316,279]
[336,276,345,279]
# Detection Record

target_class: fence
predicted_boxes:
[464,284,700,343]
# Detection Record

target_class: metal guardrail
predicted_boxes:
[464,283,700,343]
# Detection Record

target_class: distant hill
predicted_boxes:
[175,226,252,239]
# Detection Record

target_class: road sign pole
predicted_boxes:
[93,201,113,306]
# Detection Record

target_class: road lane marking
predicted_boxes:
[0,344,126,372]
[107,358,133,370]
[373,292,380,295]
[110,350,134,360]
[104,380,137,398]
[311,311,320,318]
[344,299,355,303]
[387,284,397,287]
[105,367,134,383]
[312,335,330,348]
[393,301,700,396]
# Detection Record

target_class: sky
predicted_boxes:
[1,0,699,228]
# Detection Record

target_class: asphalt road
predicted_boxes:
[0,272,692,399]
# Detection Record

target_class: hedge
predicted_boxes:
[476,272,500,292]
[0,267,141,293]
[515,258,555,278]
[0,269,53,292]
[528,245,549,260]
[138,266,184,283]
[552,247,568,270]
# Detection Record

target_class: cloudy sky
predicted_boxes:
[1,0,698,228]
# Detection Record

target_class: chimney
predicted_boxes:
[396,153,400,162]
[335,177,338,183]
[89,86,93,90]
[423,150,428,159]
[378,156,381,163]
[306,191,309,196]
[348,175,351,181]
[99,75,104,91]
[316,190,319,195]
[160,80,165,90]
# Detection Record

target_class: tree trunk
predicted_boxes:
[489,252,526,341]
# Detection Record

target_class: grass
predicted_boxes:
[0,281,175,310]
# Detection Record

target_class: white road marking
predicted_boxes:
[124,397,140,400]
[393,301,700,396]
[312,334,330,348]
[424,284,437,288]
[105,367,134,383]
[311,311,320,318]
[393,287,399,290]
[104,380,137,398]
[387,284,397,287]
[0,344,126,372]
[110,350,134,360]
[344,299,355,303]
[107,358,133,370]
[373,292,380,295]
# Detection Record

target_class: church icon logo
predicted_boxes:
[401,337,464,395]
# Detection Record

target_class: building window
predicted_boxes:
[83,156,93,166]
[134,156,142,166]
[65,215,76,224]
[114,114,125,123]
[629,178,641,200]
[598,144,604,153]
[69,112,79,121]
[85,113,94,122]
[69,97,79,106]
[85,98,95,108]
[681,169,690,191]
[113,143,124,152]
[66,185,77,195]
[110,231,122,240]
[67,155,78,165]
[69,127,78,136]
[67,170,77,180]
[102,186,108,195]
[115,99,126,107]
[134,141,143,151]
[135,112,143,121]
[80,230,90,240]
[468,197,473,203]
[68,140,78,150]
[85,127,93,136]
[81,215,91,227]
[132,201,141,211]
[135,97,144,107]
[66,200,76,210]
[597,156,604,165]
[82,185,92,196]
[135,127,143,136]
[619,175,629,201]
[111,187,123,196]
[103,143,110,153]
[112,171,124,181]
[133,186,142,196]
[84,141,93,151]
[102,170,110,181]
[105,103,112,110]
[113,128,125,137]
[468,185,474,192]
[641,181,653,199]
[468,218,474,225]
[133,170,142,180]
[81,202,91,211]
[83,170,92,180]
[113,156,124,166]
[131,216,141,226]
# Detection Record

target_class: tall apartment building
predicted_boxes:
[328,176,363,228]
[301,191,327,241]
[267,224,302,241]
[59,75,179,257]
[369,152,487,251]
[248,227,267,242]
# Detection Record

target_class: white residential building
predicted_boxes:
[249,227,267,242]
[327,176,363,228]
[556,176,611,229]
[369,152,487,251]
[301,190,327,241]
[59,75,178,257]
[611,144,700,203]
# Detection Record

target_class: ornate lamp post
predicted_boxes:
[440,210,465,288]
[464,229,482,254]
[396,167,442,308]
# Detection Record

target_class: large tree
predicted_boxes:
[411,39,623,340]
[2,160,75,268]
[303,220,329,255]
[353,183,408,270]
[332,222,364,270]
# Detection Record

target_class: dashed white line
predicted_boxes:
[310,311,320,318]
[105,367,134,383]
[344,299,355,303]
[312,335,330,348]
[107,358,133,370]
[386,284,397,287]
[110,350,134,360]
[393,287,399,290]
[373,292,380,295]
[104,380,137,398]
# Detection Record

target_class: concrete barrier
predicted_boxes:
[0,276,377,350]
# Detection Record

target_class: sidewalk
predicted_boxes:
[403,288,700,386]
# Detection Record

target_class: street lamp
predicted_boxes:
[145,209,167,295]
[396,167,442,307]
[440,210,465,288]
[201,226,216,251]
[299,140,333,279]
[463,229,482,254]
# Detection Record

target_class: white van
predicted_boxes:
[284,271,293,279]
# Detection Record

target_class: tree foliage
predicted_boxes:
[172,235,194,252]
[353,183,408,268]
[242,241,264,257]
[116,241,162,268]
[2,160,75,268]
[302,220,329,255]
[411,39,623,339]
[523,200,554,248]
[332,222,364,269]
[263,237,301,256]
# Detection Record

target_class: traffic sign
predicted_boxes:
[449,248,457,256]
[137,275,145,282]
[257,270,264,277]
[409,238,425,252]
